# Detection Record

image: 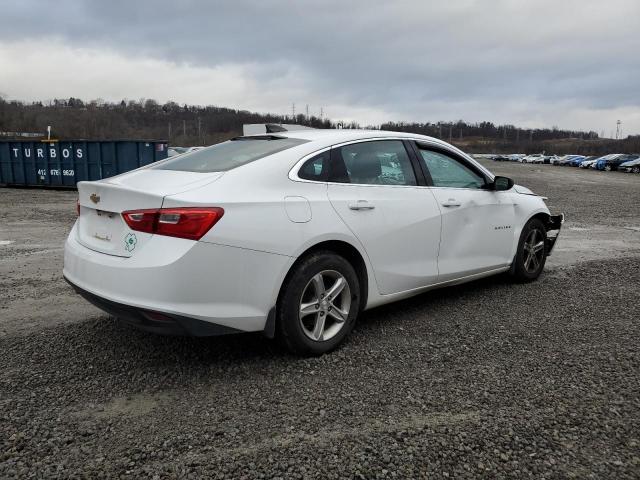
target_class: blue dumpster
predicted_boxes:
[0,140,168,187]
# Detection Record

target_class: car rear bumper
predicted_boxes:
[63,222,292,335]
[65,277,242,336]
[545,213,564,255]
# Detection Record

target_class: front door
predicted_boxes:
[413,144,516,281]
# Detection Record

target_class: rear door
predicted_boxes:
[412,143,516,281]
[327,139,442,295]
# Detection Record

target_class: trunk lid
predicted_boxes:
[76,170,223,257]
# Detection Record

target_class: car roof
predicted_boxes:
[243,128,439,144]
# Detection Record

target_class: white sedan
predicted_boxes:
[64,127,563,355]
[522,154,544,164]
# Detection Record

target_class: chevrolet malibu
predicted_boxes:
[64,128,563,355]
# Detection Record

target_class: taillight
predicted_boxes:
[122,207,224,241]
[122,209,157,233]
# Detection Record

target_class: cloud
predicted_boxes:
[1,0,639,135]
[0,40,391,124]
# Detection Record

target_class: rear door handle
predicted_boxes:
[442,198,461,207]
[349,200,375,211]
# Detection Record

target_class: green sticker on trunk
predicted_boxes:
[124,233,137,252]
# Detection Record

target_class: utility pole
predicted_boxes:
[438,123,442,138]
[305,104,309,120]
[292,103,295,121]
[320,107,324,121]
[615,120,621,139]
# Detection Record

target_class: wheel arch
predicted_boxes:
[277,239,370,316]
[516,210,551,244]
[529,211,552,226]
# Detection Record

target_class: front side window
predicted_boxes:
[330,140,417,186]
[155,136,308,172]
[418,149,486,188]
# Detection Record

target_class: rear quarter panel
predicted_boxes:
[161,148,380,309]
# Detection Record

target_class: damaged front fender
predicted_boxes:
[544,213,564,256]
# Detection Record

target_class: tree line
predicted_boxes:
[0,97,334,146]
[0,97,637,154]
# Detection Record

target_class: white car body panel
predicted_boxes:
[63,129,554,335]
[327,182,441,294]
[428,187,517,280]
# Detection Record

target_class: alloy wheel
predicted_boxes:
[299,270,351,342]
[523,229,545,273]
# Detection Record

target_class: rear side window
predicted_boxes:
[298,151,330,181]
[330,140,417,186]
[155,136,308,172]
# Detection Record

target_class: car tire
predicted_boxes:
[276,251,360,356]
[633,167,640,174]
[510,218,547,283]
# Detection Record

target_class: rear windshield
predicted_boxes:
[155,136,308,172]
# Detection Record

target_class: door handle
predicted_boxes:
[442,198,461,207]
[348,200,375,211]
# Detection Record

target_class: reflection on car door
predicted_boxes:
[415,145,517,281]
[327,140,442,295]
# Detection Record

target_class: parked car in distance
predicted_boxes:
[522,154,545,164]
[557,155,584,166]
[572,155,596,167]
[590,154,620,169]
[579,156,602,168]
[551,155,571,165]
[544,155,559,164]
[619,157,640,173]
[596,153,638,171]
[63,127,563,355]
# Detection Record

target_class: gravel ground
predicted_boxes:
[1,162,639,478]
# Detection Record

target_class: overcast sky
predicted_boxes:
[1,0,639,136]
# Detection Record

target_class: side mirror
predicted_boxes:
[492,176,514,191]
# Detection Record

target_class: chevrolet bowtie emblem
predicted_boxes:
[90,193,100,204]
